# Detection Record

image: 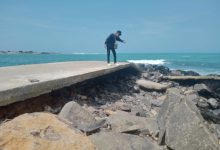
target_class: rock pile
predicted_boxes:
[0,64,220,149]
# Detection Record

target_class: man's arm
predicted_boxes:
[116,36,124,43]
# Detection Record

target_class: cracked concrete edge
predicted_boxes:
[0,63,131,107]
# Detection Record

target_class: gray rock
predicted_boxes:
[212,109,220,116]
[89,132,162,150]
[151,99,164,107]
[136,111,148,117]
[171,70,183,76]
[152,91,159,97]
[157,88,183,145]
[142,72,150,79]
[197,98,209,108]
[208,98,219,109]
[133,85,140,93]
[208,124,220,139]
[171,70,200,76]
[136,79,168,92]
[119,104,131,112]
[200,109,220,124]
[185,91,199,104]
[194,83,209,91]
[58,101,106,133]
[108,110,158,136]
[135,94,152,106]
[215,125,220,139]
[194,83,212,96]
[184,70,200,76]
[157,88,219,150]
[131,106,148,117]
[135,112,147,117]
[153,72,163,82]
[170,81,179,87]
[145,72,164,82]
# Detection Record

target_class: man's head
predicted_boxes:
[115,30,122,36]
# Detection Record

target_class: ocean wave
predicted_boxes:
[127,59,166,65]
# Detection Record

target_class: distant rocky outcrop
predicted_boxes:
[0,50,35,54]
[0,50,56,54]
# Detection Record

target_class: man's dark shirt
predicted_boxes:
[105,33,123,47]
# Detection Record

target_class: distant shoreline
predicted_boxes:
[0,50,57,54]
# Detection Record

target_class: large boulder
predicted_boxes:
[194,83,211,93]
[89,132,162,150]
[58,101,106,133]
[108,110,158,136]
[207,98,219,109]
[193,83,218,98]
[136,79,168,92]
[157,88,219,150]
[0,113,96,150]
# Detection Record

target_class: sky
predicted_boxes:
[0,0,219,53]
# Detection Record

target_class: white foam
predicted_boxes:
[127,59,166,65]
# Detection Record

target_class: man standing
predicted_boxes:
[105,30,125,65]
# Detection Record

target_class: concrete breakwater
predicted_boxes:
[0,64,138,120]
[0,61,130,107]
[0,62,220,150]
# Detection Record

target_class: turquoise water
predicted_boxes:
[0,53,219,75]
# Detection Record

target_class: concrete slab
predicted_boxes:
[0,61,131,106]
[164,76,220,81]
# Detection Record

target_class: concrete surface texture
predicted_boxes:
[0,61,131,106]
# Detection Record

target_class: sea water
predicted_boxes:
[0,53,219,75]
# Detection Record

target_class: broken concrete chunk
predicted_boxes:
[58,101,106,133]
[151,99,164,107]
[208,98,219,109]
[89,132,162,150]
[197,98,209,108]
[108,110,158,136]
[119,104,131,112]
[136,79,168,91]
